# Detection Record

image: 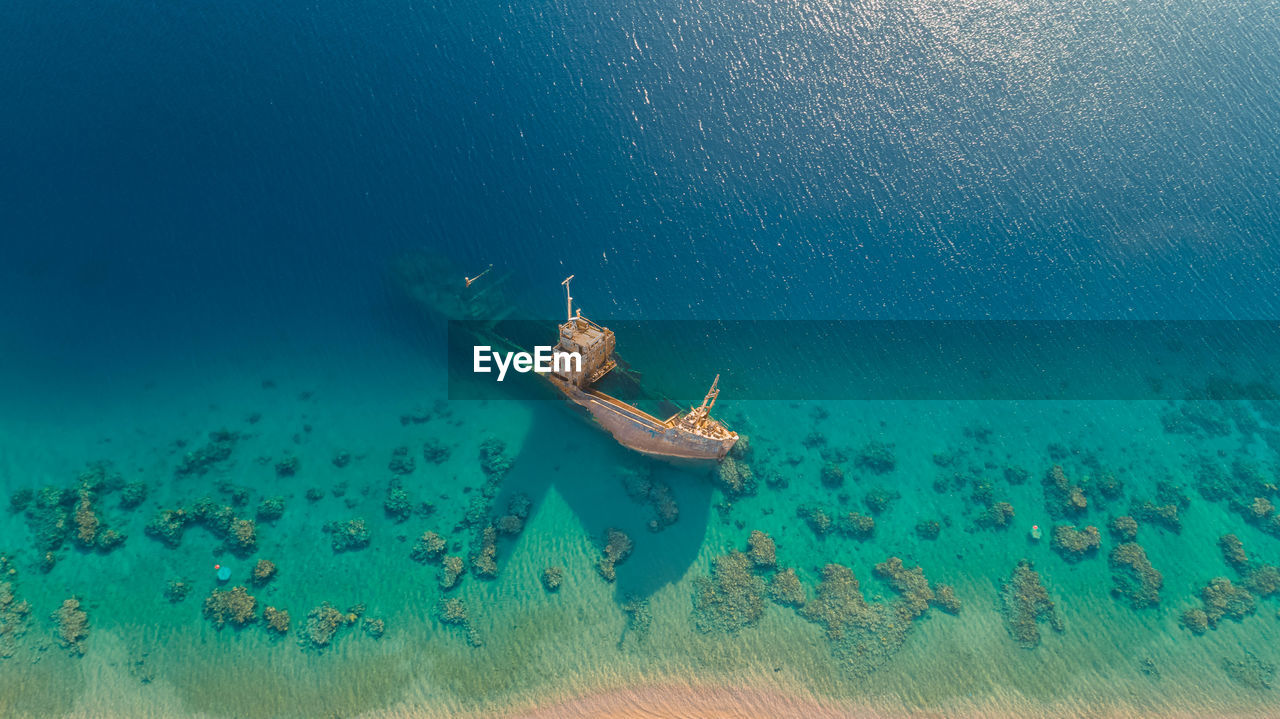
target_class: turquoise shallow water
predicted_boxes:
[3,0,1280,715]
[3,314,1280,716]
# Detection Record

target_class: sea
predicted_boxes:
[2,0,1280,717]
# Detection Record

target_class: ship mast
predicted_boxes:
[562,275,575,325]
[699,374,721,413]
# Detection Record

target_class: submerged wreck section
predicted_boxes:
[546,277,738,462]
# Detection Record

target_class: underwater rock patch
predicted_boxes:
[437,598,481,647]
[1108,543,1162,609]
[54,597,88,655]
[693,551,765,633]
[746,530,776,569]
[1222,651,1275,691]
[0,581,32,659]
[768,568,806,607]
[1000,559,1064,649]
[1050,525,1101,563]
[324,518,371,553]
[541,566,563,592]
[595,528,633,582]
[855,441,896,474]
[204,586,257,629]
[410,531,448,564]
[836,511,875,540]
[1042,465,1088,519]
[176,430,239,478]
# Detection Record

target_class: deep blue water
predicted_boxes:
[2,0,1280,376]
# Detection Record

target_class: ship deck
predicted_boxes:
[579,388,675,429]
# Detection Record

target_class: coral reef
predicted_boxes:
[1108,543,1162,609]
[54,598,88,655]
[863,487,901,515]
[692,551,766,633]
[855,441,896,474]
[164,578,192,603]
[1223,651,1275,690]
[251,559,277,586]
[836,511,875,540]
[439,598,468,624]
[479,438,512,478]
[1179,608,1210,634]
[72,491,99,547]
[620,595,652,646]
[1085,471,1125,503]
[144,508,190,548]
[715,456,756,496]
[746,530,777,568]
[1184,578,1256,631]
[801,564,866,638]
[9,488,33,512]
[1004,466,1030,485]
[175,430,239,478]
[23,487,74,560]
[384,483,414,522]
[191,497,236,538]
[915,519,942,540]
[1000,560,1064,648]
[1130,500,1182,533]
[362,617,385,639]
[1219,533,1250,571]
[1050,525,1101,562]
[873,557,935,620]
[274,456,299,478]
[438,598,482,647]
[769,568,806,607]
[931,584,962,614]
[542,566,563,592]
[1108,515,1139,542]
[1195,458,1280,534]
[976,501,1016,530]
[491,508,522,533]
[820,462,845,488]
[204,586,257,629]
[470,525,499,578]
[388,446,415,475]
[229,518,258,557]
[1042,465,1088,519]
[798,563,910,677]
[410,531,448,564]
[256,496,285,522]
[0,582,32,659]
[798,505,833,536]
[331,452,351,469]
[263,606,290,634]
[423,438,451,464]
[304,602,353,648]
[324,518,370,553]
[620,468,679,532]
[596,528,633,582]
[439,556,464,590]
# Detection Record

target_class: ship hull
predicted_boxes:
[549,377,735,462]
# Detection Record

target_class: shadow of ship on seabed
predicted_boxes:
[387,249,746,610]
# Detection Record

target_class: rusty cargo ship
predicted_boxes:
[546,276,738,462]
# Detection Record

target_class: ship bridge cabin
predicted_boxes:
[551,275,616,388]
